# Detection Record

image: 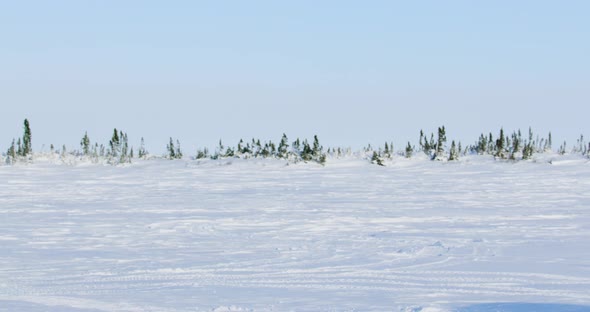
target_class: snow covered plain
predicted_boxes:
[1,155,590,311]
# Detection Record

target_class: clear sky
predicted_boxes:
[1,1,589,153]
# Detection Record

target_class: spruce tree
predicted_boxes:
[109,128,120,158]
[435,126,447,160]
[312,135,321,157]
[167,137,176,159]
[278,133,289,158]
[6,139,16,164]
[495,128,505,159]
[17,138,23,157]
[80,132,91,155]
[419,130,424,151]
[371,151,384,166]
[22,119,32,156]
[449,140,458,161]
[138,137,147,158]
[301,139,312,161]
[405,142,413,158]
[175,139,183,159]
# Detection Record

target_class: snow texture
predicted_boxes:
[1,155,590,311]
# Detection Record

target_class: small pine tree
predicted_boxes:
[109,128,120,158]
[495,128,505,159]
[437,126,446,155]
[405,142,413,158]
[175,139,183,159]
[278,133,289,159]
[16,138,23,157]
[196,147,209,159]
[312,135,321,156]
[138,137,147,158]
[558,141,567,155]
[419,130,424,151]
[22,119,32,156]
[167,137,176,159]
[80,132,91,155]
[371,151,384,166]
[6,139,17,164]
[301,139,312,161]
[449,140,458,161]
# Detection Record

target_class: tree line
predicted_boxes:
[4,119,590,166]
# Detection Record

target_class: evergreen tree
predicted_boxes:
[6,139,16,164]
[175,139,183,159]
[109,128,120,157]
[138,137,147,158]
[312,135,321,157]
[371,151,384,166]
[196,147,209,159]
[495,128,505,159]
[278,133,289,158]
[522,127,535,160]
[476,133,487,154]
[449,140,458,161]
[22,119,32,156]
[16,138,23,157]
[301,139,312,161]
[558,141,567,155]
[120,132,129,162]
[292,138,301,156]
[405,142,413,158]
[167,137,176,159]
[80,132,91,155]
[419,129,424,151]
[434,126,447,160]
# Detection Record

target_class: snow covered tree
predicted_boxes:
[301,139,312,161]
[371,151,384,166]
[196,147,209,159]
[495,128,506,159]
[6,139,16,164]
[167,138,182,159]
[449,140,458,161]
[558,141,567,155]
[109,128,120,158]
[278,133,289,159]
[434,126,447,160]
[175,139,183,159]
[405,142,413,158]
[521,127,536,160]
[138,137,147,158]
[419,129,424,151]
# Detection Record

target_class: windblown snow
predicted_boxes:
[1,155,590,311]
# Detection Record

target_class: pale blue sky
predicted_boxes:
[1,1,589,153]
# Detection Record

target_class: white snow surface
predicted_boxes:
[1,155,590,311]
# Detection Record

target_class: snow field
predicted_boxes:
[1,156,590,311]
